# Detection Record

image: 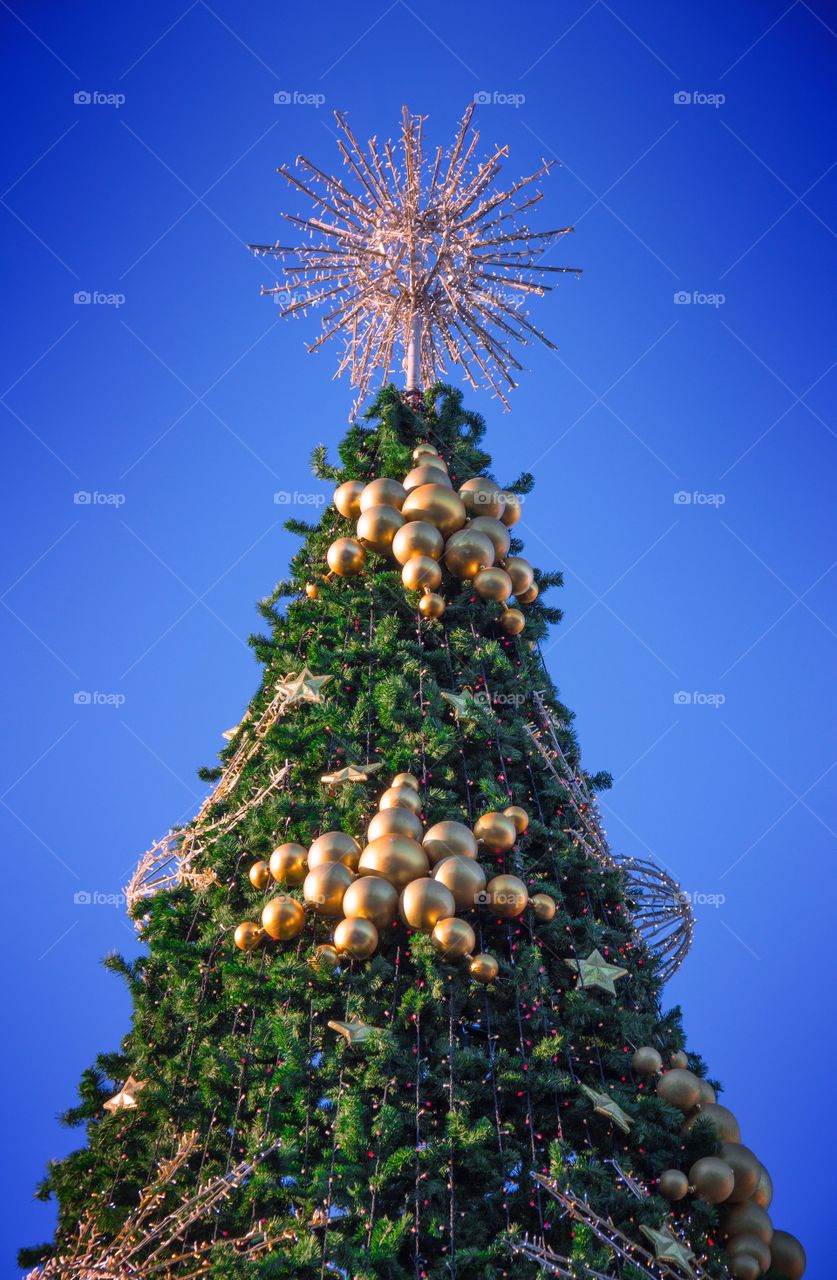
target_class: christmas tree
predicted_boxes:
[23,107,805,1280]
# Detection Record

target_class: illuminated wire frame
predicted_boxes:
[618,856,695,984]
[250,104,580,412]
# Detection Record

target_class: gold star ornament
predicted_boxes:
[639,1225,696,1276]
[103,1075,147,1113]
[327,1017,381,1047]
[320,762,383,786]
[580,1083,634,1134]
[565,947,628,996]
[441,689,481,722]
[276,666,333,711]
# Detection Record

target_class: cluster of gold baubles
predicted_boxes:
[322,444,536,630]
[234,774,556,983]
[631,1048,806,1280]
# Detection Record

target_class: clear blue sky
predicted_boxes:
[2,0,835,1271]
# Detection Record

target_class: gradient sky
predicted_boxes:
[2,0,835,1272]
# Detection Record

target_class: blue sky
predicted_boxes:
[2,0,835,1271]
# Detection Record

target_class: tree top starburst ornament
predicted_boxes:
[250,104,580,413]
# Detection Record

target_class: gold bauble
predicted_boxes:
[768,1231,806,1280]
[657,1068,701,1113]
[342,875,399,929]
[504,805,529,833]
[333,479,364,519]
[473,567,513,601]
[670,1050,689,1069]
[724,1202,774,1245]
[412,443,440,463]
[308,831,362,872]
[327,537,366,577]
[752,1163,773,1209]
[432,855,486,911]
[303,862,353,917]
[503,556,534,595]
[530,892,556,921]
[659,1169,689,1201]
[681,1101,741,1143]
[392,520,444,564]
[359,477,406,512]
[631,1046,663,1077]
[261,894,306,941]
[367,807,424,843]
[469,953,499,983]
[403,463,452,491]
[311,943,340,971]
[468,516,511,561]
[516,582,539,604]
[418,591,445,618]
[720,1143,761,1203]
[485,873,528,918]
[728,1236,772,1273]
[379,785,422,815]
[423,820,478,865]
[392,771,420,790]
[249,860,271,890]
[499,491,522,526]
[443,528,495,578]
[305,582,320,600]
[728,1256,761,1280]
[432,916,476,959]
[402,483,467,537]
[459,476,505,519]
[697,1078,717,1105]
[234,921,264,951]
[473,811,517,852]
[269,842,308,886]
[402,555,442,591]
[357,834,429,890]
[689,1156,735,1205]
[356,504,405,554]
[399,877,456,932]
[334,916,379,959]
[498,607,525,636]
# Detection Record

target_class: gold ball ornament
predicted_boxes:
[305,582,320,600]
[402,483,467,537]
[752,1163,774,1209]
[689,1156,735,1205]
[631,1046,663,1077]
[356,504,405,554]
[327,537,366,577]
[308,831,362,872]
[359,477,406,511]
[499,491,522,526]
[379,785,422,815]
[402,555,442,592]
[469,953,500,984]
[418,591,445,619]
[234,922,264,952]
[303,862,353,917]
[473,567,513,601]
[412,443,440,463]
[357,834,429,890]
[681,1101,741,1143]
[728,1256,761,1280]
[433,855,487,911]
[423,820,478,865]
[468,516,511,561]
[724,1202,774,1245]
[367,807,424,843]
[260,894,306,941]
[503,556,534,595]
[432,916,476,959]
[659,1169,690,1201]
[248,860,271,890]
[269,843,308,886]
[342,875,398,929]
[721,1143,762,1203]
[485,874,528,918]
[498,607,525,636]
[403,463,452,491]
[768,1231,806,1280]
[657,1068,702,1113]
[311,943,340,971]
[399,877,456,932]
[334,916,379,960]
[697,1078,717,1105]
[530,892,556,921]
[392,520,444,564]
[670,1050,689,1069]
[392,771,420,790]
[459,476,505,519]
[473,811,517,852]
[333,480,364,519]
[443,527,495,578]
[504,805,529,833]
[516,582,539,605]
[728,1236,772,1274]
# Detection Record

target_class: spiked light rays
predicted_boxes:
[250,105,579,411]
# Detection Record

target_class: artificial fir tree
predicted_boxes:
[23,109,805,1280]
